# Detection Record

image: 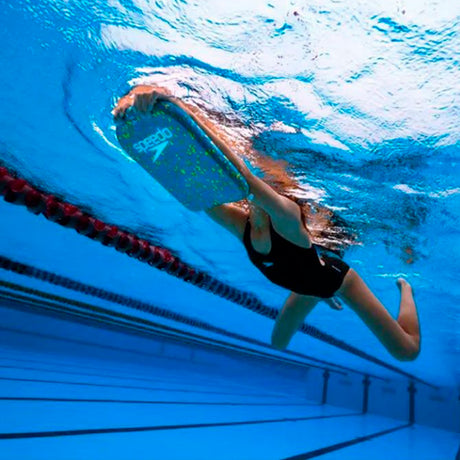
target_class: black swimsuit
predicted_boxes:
[243,219,349,298]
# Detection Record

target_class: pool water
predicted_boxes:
[0,1,459,458]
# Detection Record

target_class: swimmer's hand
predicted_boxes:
[325,297,343,311]
[112,86,175,119]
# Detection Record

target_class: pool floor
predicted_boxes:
[0,296,458,460]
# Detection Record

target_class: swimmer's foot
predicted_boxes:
[396,277,412,292]
[396,278,420,351]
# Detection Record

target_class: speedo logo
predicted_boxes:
[133,128,173,163]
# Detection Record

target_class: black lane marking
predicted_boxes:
[0,361,232,391]
[0,363,190,385]
[0,412,360,440]
[0,284,355,380]
[0,324,289,399]
[0,354,210,379]
[281,422,412,460]
[0,355,294,394]
[0,376,279,397]
[0,357,283,398]
[0,397,318,406]
[0,364,265,394]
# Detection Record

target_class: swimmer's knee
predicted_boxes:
[271,340,287,351]
[393,349,419,362]
[403,337,421,361]
[270,332,288,351]
[392,337,421,362]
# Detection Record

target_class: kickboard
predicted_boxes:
[115,100,249,211]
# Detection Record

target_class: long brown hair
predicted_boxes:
[247,155,357,255]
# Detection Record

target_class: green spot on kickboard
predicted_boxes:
[115,101,249,211]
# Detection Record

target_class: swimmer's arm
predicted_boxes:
[171,100,306,231]
[175,99,310,244]
[205,203,249,241]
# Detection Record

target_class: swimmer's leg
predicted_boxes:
[337,269,421,361]
[271,293,320,350]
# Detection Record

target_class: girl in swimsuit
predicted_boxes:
[114,86,421,362]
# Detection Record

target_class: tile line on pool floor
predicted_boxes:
[0,397,320,406]
[0,412,361,440]
[0,363,284,393]
[0,287,352,379]
[280,422,412,459]
[0,376,287,397]
[0,354,279,389]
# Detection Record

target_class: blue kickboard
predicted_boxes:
[115,100,249,211]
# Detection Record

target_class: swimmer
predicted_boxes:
[114,86,421,362]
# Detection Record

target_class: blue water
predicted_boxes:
[0,1,459,458]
